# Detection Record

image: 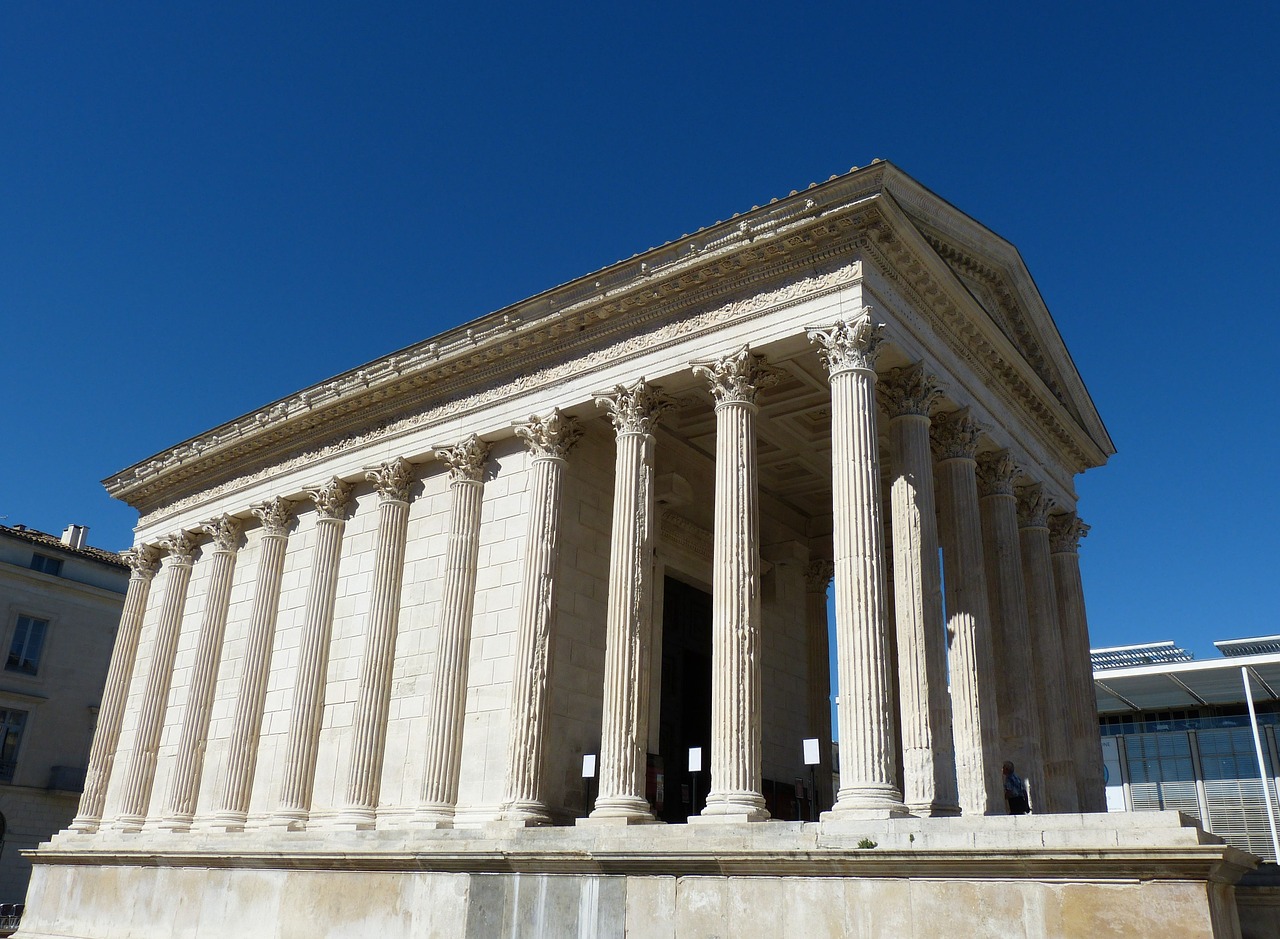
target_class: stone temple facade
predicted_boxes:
[19,163,1260,937]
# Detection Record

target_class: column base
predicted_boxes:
[586,796,655,824]
[700,792,770,822]
[113,815,145,833]
[267,810,309,831]
[67,816,100,834]
[576,815,660,827]
[330,808,377,831]
[492,801,552,827]
[827,784,911,819]
[412,803,456,829]
[156,815,194,833]
[907,801,962,818]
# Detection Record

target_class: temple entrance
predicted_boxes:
[655,576,713,823]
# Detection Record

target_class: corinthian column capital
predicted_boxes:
[121,544,162,580]
[803,559,835,593]
[201,515,243,553]
[594,379,674,435]
[1016,483,1053,529]
[1049,513,1090,554]
[975,450,1019,497]
[366,457,416,501]
[434,436,489,483]
[515,409,583,460]
[305,477,354,520]
[880,363,943,419]
[160,530,199,566]
[691,346,782,406]
[807,309,885,375]
[251,496,295,536]
[930,410,984,461]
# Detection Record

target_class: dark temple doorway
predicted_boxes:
[655,576,713,823]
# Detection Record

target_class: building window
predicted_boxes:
[6,616,48,676]
[29,554,63,577]
[0,710,27,782]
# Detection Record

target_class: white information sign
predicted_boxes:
[688,747,703,773]
[802,738,821,766]
[582,754,597,779]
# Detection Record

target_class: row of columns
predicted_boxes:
[72,313,1100,834]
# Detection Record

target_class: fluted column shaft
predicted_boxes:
[883,365,959,817]
[274,477,352,829]
[932,414,1001,815]
[809,315,907,817]
[804,561,835,813]
[501,413,579,824]
[1018,485,1079,813]
[116,532,198,830]
[212,498,293,830]
[694,348,778,820]
[1051,513,1106,812]
[976,453,1046,811]
[417,437,490,825]
[161,516,242,830]
[71,545,161,832]
[590,388,664,822]
[340,458,415,829]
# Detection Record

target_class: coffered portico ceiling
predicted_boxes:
[106,161,1115,516]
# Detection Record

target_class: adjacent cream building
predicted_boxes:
[0,524,127,901]
[19,163,1264,938]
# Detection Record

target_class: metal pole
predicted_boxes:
[1242,666,1280,861]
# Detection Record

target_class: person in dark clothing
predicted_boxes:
[1003,760,1030,815]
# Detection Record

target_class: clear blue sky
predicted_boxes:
[3,3,1276,659]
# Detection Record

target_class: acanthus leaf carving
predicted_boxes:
[250,496,295,536]
[304,476,354,520]
[201,514,243,553]
[1049,512,1090,554]
[434,436,489,483]
[121,543,162,580]
[690,345,782,405]
[804,559,835,592]
[880,362,944,419]
[160,530,199,566]
[975,450,1019,497]
[366,456,416,501]
[514,408,583,460]
[930,409,985,462]
[1015,483,1053,529]
[806,307,885,375]
[595,379,674,435]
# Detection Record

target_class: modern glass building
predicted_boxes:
[1094,636,1280,861]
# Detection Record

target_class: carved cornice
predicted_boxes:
[691,346,782,406]
[201,514,243,553]
[860,215,1101,473]
[514,408,582,460]
[879,362,944,419]
[975,451,1019,498]
[121,544,162,580]
[1016,484,1053,529]
[1049,513,1090,554]
[804,559,835,592]
[304,477,354,521]
[367,457,416,501]
[251,497,295,537]
[806,309,885,375]
[160,530,199,566]
[931,410,984,462]
[595,380,675,436]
